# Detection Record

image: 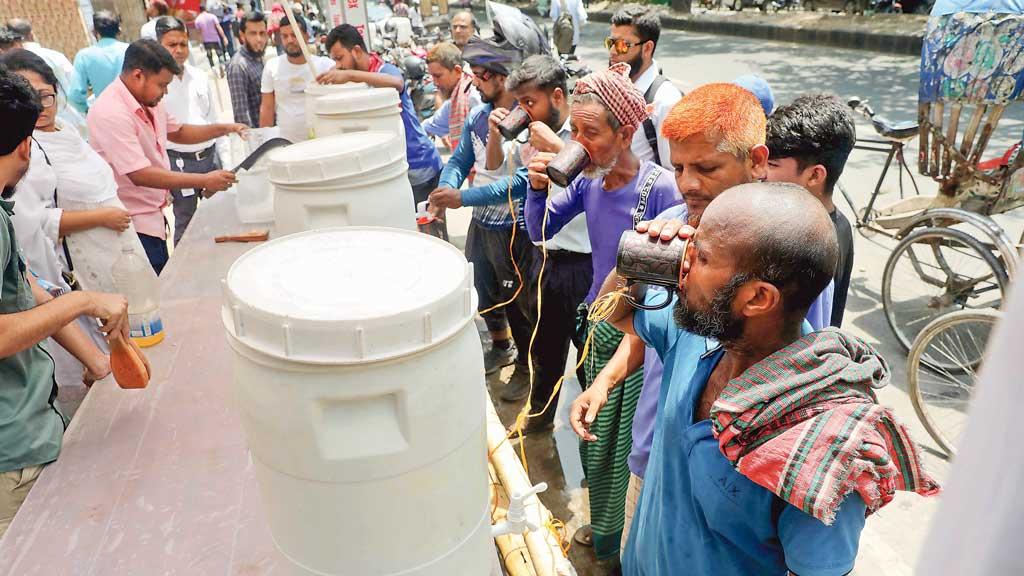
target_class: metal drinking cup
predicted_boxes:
[498,107,532,140]
[615,230,690,310]
[545,140,591,188]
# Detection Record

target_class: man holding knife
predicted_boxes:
[88,39,246,274]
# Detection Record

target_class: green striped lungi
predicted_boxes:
[578,319,644,561]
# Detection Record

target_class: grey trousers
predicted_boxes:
[168,146,220,246]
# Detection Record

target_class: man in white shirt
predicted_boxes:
[140,0,170,40]
[259,13,334,143]
[5,19,74,87]
[608,6,682,171]
[157,17,227,245]
[486,55,593,420]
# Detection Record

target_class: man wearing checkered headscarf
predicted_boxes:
[573,62,649,131]
[523,58,683,568]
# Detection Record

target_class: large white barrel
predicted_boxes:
[314,87,405,141]
[265,131,416,234]
[304,82,368,139]
[222,227,491,576]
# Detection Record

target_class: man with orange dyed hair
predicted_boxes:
[661,82,769,225]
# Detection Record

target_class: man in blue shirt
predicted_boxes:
[595,182,868,576]
[318,24,443,207]
[70,11,129,114]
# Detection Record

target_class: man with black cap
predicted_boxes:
[428,37,535,379]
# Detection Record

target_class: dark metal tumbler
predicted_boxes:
[545,140,590,188]
[498,107,531,140]
[615,230,690,310]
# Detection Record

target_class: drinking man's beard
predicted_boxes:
[2,185,15,200]
[673,272,751,343]
[582,156,615,180]
[547,100,561,129]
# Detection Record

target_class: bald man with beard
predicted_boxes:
[593,182,937,576]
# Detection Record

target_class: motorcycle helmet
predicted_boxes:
[402,55,427,81]
[485,0,550,58]
[462,36,522,77]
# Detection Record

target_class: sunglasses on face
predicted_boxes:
[604,37,644,55]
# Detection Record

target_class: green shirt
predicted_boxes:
[0,198,64,473]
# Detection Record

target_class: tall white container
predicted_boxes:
[266,131,416,234]
[304,82,368,139]
[314,87,405,141]
[222,227,491,576]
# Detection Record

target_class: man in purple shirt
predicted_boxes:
[194,5,229,69]
[526,63,681,565]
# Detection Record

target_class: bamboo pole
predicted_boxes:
[486,396,576,576]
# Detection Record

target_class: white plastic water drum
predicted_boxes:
[266,131,416,234]
[222,227,491,576]
[304,82,368,139]
[235,166,274,224]
[314,87,405,141]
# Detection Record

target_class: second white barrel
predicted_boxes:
[265,131,416,234]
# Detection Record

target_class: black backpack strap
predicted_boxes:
[642,75,668,167]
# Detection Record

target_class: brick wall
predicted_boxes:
[0,0,92,61]
[91,0,147,43]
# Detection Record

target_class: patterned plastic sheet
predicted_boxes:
[920,12,1024,104]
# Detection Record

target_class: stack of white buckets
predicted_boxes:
[222,82,493,575]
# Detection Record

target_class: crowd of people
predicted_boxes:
[0,3,941,574]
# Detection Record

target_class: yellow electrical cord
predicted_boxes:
[482,147,631,560]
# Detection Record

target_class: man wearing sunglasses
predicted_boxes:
[608,6,681,172]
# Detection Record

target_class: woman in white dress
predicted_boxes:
[3,50,148,297]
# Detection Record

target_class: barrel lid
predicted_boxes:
[264,131,405,186]
[304,82,368,97]
[314,87,401,115]
[222,227,476,364]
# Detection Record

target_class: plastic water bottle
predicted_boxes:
[110,243,165,347]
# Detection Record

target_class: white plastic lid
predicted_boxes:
[304,82,368,97]
[314,87,401,115]
[264,131,405,186]
[223,227,475,364]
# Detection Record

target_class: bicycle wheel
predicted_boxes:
[907,309,1000,458]
[882,226,1008,353]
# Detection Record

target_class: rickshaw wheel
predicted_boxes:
[882,226,1008,353]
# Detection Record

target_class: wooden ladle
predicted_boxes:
[110,332,151,389]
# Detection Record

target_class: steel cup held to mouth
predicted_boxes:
[615,230,690,310]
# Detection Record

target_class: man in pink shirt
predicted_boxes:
[88,39,245,274]
[194,5,229,69]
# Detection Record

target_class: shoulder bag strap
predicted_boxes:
[642,75,668,167]
[632,164,663,229]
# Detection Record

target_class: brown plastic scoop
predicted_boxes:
[110,333,150,389]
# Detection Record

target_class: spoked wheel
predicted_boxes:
[882,226,1008,353]
[907,309,1000,458]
